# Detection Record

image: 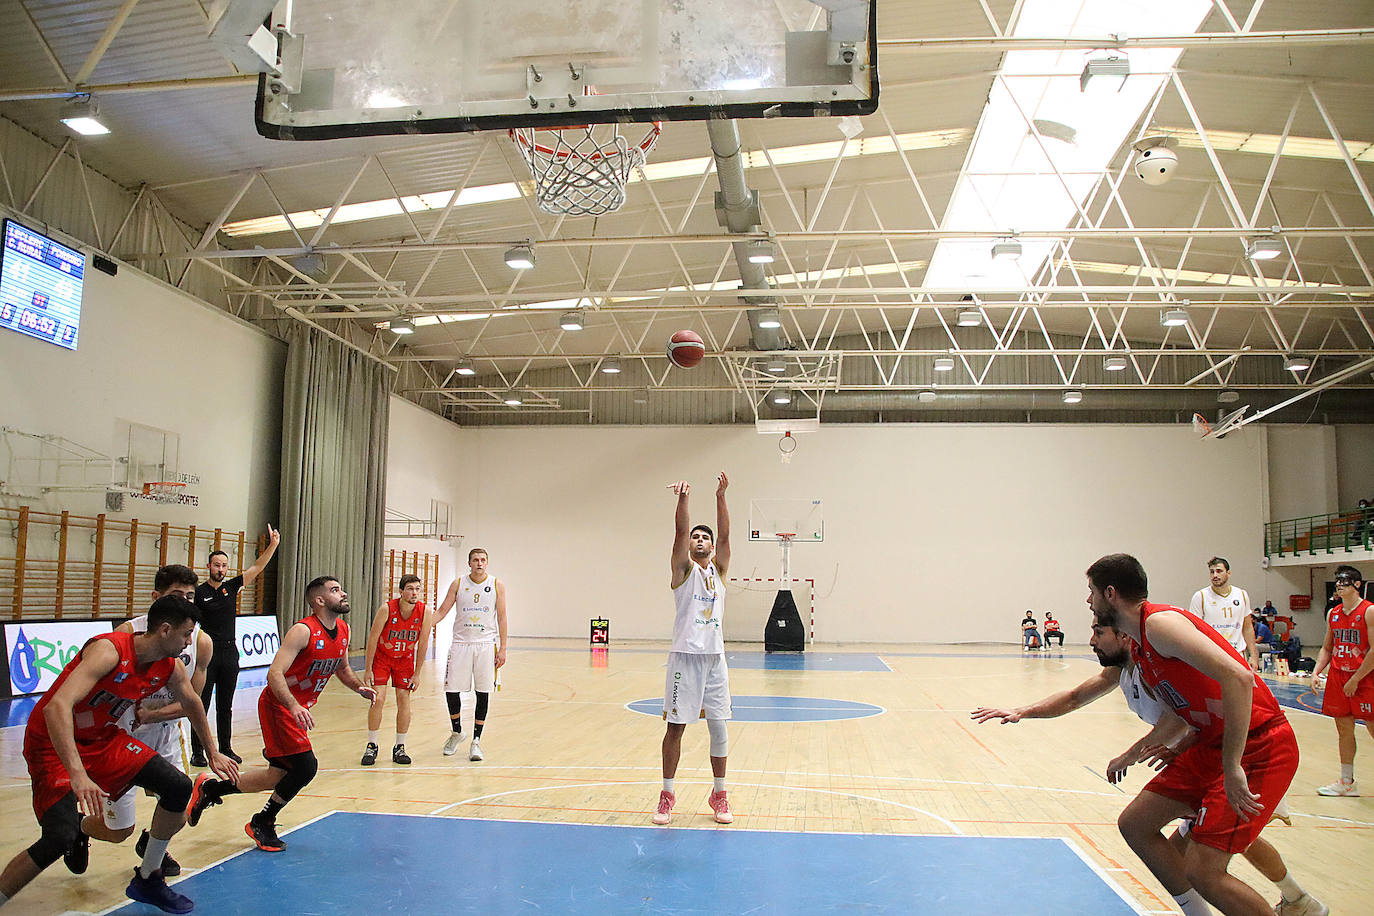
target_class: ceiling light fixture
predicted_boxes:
[600,357,622,374]
[757,308,782,329]
[1218,389,1240,404]
[1283,355,1311,372]
[60,96,109,136]
[387,317,415,335]
[504,244,535,270]
[502,391,523,406]
[454,358,476,376]
[1160,308,1189,327]
[771,388,792,405]
[560,310,584,331]
[956,308,981,327]
[1103,355,1128,371]
[991,239,1022,260]
[1062,390,1083,404]
[917,390,938,403]
[633,388,650,404]
[1080,54,1130,93]
[933,357,955,372]
[746,238,776,264]
[1245,235,1283,260]
[766,359,787,374]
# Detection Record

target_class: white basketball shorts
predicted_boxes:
[663,651,732,724]
[104,718,189,830]
[446,641,497,693]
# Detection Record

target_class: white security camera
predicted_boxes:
[1131,136,1179,186]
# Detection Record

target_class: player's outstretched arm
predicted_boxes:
[668,481,691,588]
[267,622,314,730]
[1146,611,1260,818]
[168,661,239,784]
[971,667,1119,724]
[362,602,389,688]
[44,640,120,816]
[241,524,281,586]
[714,471,731,577]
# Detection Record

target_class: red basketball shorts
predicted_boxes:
[258,690,312,759]
[1144,717,1298,854]
[1322,668,1374,719]
[371,652,416,690]
[24,731,155,819]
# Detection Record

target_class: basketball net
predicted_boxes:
[1191,413,1213,437]
[779,431,797,464]
[509,121,661,216]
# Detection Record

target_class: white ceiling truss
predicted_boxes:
[0,0,1371,425]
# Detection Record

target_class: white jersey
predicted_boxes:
[1189,585,1251,653]
[670,561,725,655]
[452,574,499,644]
[1119,663,1168,726]
[125,614,200,716]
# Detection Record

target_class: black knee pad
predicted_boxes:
[131,754,193,813]
[28,793,81,868]
[475,691,490,720]
[271,750,319,803]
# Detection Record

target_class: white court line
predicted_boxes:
[1059,835,1153,916]
[427,778,965,834]
[92,809,340,916]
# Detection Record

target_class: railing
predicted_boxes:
[0,506,267,620]
[1264,509,1373,558]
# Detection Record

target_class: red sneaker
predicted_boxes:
[651,790,676,825]
[709,789,733,824]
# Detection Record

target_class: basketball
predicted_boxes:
[666,330,706,368]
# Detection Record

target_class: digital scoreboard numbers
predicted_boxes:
[0,219,84,351]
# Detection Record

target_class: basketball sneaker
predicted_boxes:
[652,790,676,825]
[1315,778,1358,797]
[709,790,734,824]
[392,744,412,765]
[188,749,207,768]
[469,738,484,761]
[443,731,464,756]
[245,815,286,852]
[1274,892,1330,916]
[361,742,379,766]
[185,773,222,827]
[125,868,193,915]
[63,828,89,874]
[1270,795,1292,826]
[136,829,181,877]
[222,748,243,765]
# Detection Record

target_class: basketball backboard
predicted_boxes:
[748,497,823,542]
[230,0,877,139]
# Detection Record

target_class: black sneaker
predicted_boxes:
[392,744,412,765]
[222,748,243,765]
[189,749,208,768]
[245,815,286,852]
[135,829,181,877]
[185,773,222,828]
[125,868,193,915]
[361,742,379,766]
[63,828,89,875]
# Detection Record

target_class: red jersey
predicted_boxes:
[26,631,177,747]
[1328,598,1371,673]
[1044,618,1061,633]
[272,615,351,711]
[377,599,425,659]
[1134,601,1283,743]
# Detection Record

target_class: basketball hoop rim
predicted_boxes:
[142,481,186,495]
[509,121,662,162]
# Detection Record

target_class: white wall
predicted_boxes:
[0,252,285,550]
[383,397,476,653]
[1335,425,1374,508]
[429,424,1269,644]
[1266,426,1338,520]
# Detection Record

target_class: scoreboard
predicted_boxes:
[1,219,84,351]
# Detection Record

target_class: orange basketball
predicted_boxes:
[667,329,706,368]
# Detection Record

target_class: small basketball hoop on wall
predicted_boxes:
[142,481,186,504]
[1191,413,1212,437]
[509,119,661,216]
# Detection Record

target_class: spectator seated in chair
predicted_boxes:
[1021,611,1041,651]
[1041,612,1064,648]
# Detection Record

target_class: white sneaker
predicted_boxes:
[469,739,483,761]
[1315,779,1358,797]
[442,732,464,756]
[1270,795,1292,826]
[1274,892,1330,916]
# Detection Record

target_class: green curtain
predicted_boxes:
[277,325,393,629]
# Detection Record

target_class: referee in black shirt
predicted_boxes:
[190,525,280,765]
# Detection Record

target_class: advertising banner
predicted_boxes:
[5,621,115,697]
[237,615,280,669]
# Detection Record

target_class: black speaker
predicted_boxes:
[763,588,805,651]
[92,254,117,276]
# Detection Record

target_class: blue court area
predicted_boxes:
[101,813,1142,915]
[628,694,883,722]
[724,650,892,671]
